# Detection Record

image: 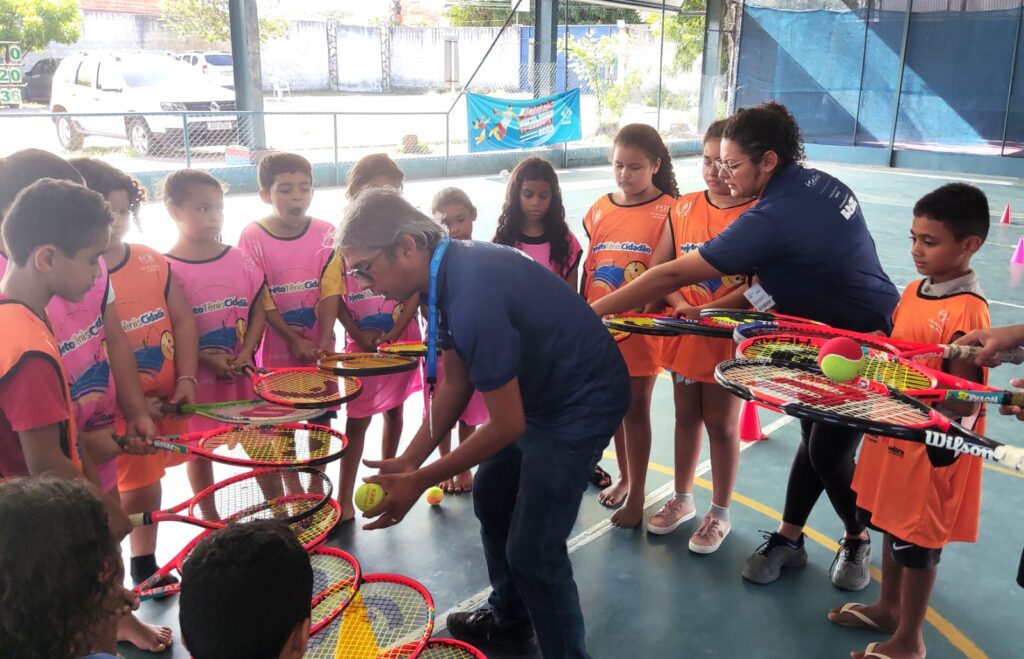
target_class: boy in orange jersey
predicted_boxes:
[830,183,991,659]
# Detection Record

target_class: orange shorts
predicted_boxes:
[116,415,190,492]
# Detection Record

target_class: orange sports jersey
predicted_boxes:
[661,191,755,382]
[582,192,672,377]
[853,277,990,548]
[0,300,80,471]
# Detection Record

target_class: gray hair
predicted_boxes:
[336,187,447,251]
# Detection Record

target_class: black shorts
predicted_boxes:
[856,507,942,569]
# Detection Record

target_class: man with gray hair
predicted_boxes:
[338,188,629,658]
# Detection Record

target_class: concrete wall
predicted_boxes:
[336,25,383,92]
[261,20,328,91]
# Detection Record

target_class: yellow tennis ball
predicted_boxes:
[425,486,444,506]
[817,337,864,383]
[354,482,385,513]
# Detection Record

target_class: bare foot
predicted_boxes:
[610,497,644,529]
[118,612,172,653]
[851,639,925,659]
[827,602,898,634]
[439,478,456,494]
[453,470,473,493]
[598,477,628,508]
[340,501,356,524]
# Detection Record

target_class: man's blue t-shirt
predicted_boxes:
[699,163,899,333]
[435,240,629,437]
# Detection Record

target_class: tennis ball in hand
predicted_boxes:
[425,486,444,506]
[817,337,864,383]
[355,482,386,513]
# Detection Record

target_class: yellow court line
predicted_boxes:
[984,463,1024,479]
[610,452,988,658]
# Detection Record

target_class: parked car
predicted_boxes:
[23,57,61,103]
[50,52,237,156]
[178,51,235,89]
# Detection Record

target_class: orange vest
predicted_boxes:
[109,245,177,399]
[852,279,990,547]
[0,299,80,471]
[583,193,672,377]
[660,191,755,382]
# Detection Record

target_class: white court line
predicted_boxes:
[823,162,1017,186]
[432,415,795,633]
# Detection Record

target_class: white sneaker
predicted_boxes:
[688,513,731,554]
[646,496,696,535]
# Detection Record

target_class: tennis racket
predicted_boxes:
[116,423,347,468]
[714,358,1024,471]
[734,320,1024,364]
[317,353,419,377]
[137,497,341,600]
[736,334,1024,407]
[608,327,629,343]
[603,313,732,338]
[304,574,435,659]
[699,308,825,326]
[160,399,322,425]
[129,466,331,531]
[378,341,438,357]
[241,365,362,408]
[417,639,488,658]
[310,547,362,635]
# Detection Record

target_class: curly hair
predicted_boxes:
[346,153,404,199]
[494,157,573,275]
[160,168,226,206]
[0,478,122,659]
[613,124,679,198]
[69,157,147,226]
[722,101,806,169]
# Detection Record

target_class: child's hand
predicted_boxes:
[170,377,196,409]
[671,301,699,320]
[287,335,319,363]
[955,326,1024,367]
[317,336,335,357]
[1000,378,1024,421]
[351,330,377,353]
[145,396,166,419]
[124,414,157,445]
[201,351,237,380]
[231,350,257,375]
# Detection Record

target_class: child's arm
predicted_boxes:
[317,295,340,354]
[103,304,156,441]
[165,277,198,407]
[265,308,318,363]
[642,222,677,314]
[233,304,266,373]
[375,295,420,346]
[337,302,377,353]
[563,262,579,290]
[937,333,985,420]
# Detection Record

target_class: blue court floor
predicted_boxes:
[121,158,1022,658]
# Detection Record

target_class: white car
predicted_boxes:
[179,51,235,89]
[50,52,238,156]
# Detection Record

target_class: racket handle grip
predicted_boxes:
[160,402,186,415]
[151,438,187,454]
[128,512,151,527]
[138,583,181,601]
[995,445,1024,472]
[944,344,1024,365]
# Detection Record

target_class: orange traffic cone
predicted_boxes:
[1002,204,1013,225]
[739,401,768,442]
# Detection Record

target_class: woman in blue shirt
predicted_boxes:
[592,102,900,592]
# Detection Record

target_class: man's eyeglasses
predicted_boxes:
[346,250,385,285]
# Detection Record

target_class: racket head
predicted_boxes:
[418,639,488,658]
[608,327,629,343]
[188,399,322,425]
[305,573,435,659]
[294,497,341,550]
[733,320,905,352]
[601,313,678,337]
[186,466,332,528]
[378,341,433,357]
[194,424,348,468]
[714,358,944,439]
[310,547,362,635]
[650,316,734,338]
[699,308,826,327]
[317,352,419,377]
[252,368,362,409]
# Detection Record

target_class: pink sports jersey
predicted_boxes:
[47,258,117,434]
[167,247,266,432]
[513,231,583,280]
[422,357,488,426]
[342,273,422,418]
[238,219,336,367]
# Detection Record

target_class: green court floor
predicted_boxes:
[122,158,1022,658]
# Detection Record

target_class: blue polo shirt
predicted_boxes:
[699,163,899,333]
[435,240,629,437]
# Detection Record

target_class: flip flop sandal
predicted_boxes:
[863,642,894,659]
[590,465,612,489]
[828,602,889,632]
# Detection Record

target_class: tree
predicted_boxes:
[446,3,639,28]
[567,30,641,133]
[159,0,287,44]
[0,0,82,53]
[645,0,704,74]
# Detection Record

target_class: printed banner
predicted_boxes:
[466,88,581,152]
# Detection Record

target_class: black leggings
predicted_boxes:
[782,420,865,536]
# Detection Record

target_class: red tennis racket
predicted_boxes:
[242,366,363,408]
[714,358,1024,471]
[603,312,734,338]
[136,497,341,600]
[417,638,488,658]
[736,334,1024,407]
[128,466,331,531]
[317,352,420,376]
[378,341,434,357]
[310,547,362,635]
[305,573,435,659]
[116,423,347,468]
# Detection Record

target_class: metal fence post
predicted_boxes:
[182,113,191,167]
[333,113,340,187]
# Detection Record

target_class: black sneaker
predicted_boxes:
[447,608,537,654]
[741,531,808,584]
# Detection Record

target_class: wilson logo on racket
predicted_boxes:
[924,430,996,460]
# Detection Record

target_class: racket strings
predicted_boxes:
[419,641,484,658]
[737,323,899,352]
[200,426,346,465]
[321,354,415,369]
[197,400,320,425]
[378,342,428,356]
[332,580,432,658]
[191,469,330,524]
[294,499,340,547]
[311,552,360,631]
[256,370,350,405]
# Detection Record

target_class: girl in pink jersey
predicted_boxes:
[429,187,488,493]
[493,158,582,289]
[335,154,422,521]
[163,170,268,499]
